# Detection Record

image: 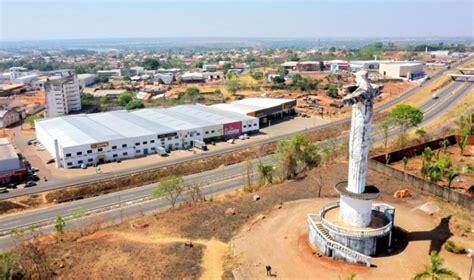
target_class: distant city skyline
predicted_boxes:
[1,0,473,41]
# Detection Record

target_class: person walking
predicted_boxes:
[265,265,272,276]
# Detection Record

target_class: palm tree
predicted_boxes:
[413,251,460,280]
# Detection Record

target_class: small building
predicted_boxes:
[181,72,205,83]
[202,64,217,72]
[297,61,320,72]
[324,60,350,71]
[78,74,97,87]
[97,69,121,78]
[0,138,26,184]
[0,110,21,128]
[349,60,383,72]
[379,61,424,80]
[129,66,145,76]
[211,98,296,125]
[281,61,299,71]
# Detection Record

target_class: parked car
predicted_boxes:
[0,187,8,193]
[46,159,55,164]
[30,167,39,172]
[81,163,87,169]
[238,134,249,140]
[227,139,235,144]
[25,181,37,187]
[7,183,17,189]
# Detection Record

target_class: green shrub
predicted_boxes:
[444,240,466,254]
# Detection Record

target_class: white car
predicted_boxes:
[227,139,235,144]
[238,134,249,140]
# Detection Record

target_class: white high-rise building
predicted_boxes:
[44,70,82,117]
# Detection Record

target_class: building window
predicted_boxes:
[254,124,257,126]
[167,137,172,140]
[243,125,247,128]
[88,158,93,162]
[211,130,215,133]
[67,162,72,166]
[112,146,117,150]
[151,147,155,150]
[150,140,155,143]
[189,133,193,137]
[197,132,200,136]
[175,143,179,146]
[205,131,209,134]
[98,148,103,152]
[122,144,127,148]
[87,150,92,154]
[123,152,128,156]
[136,150,141,153]
[113,154,118,158]
[143,141,147,145]
[136,142,140,146]
[76,151,82,156]
[66,153,71,157]
[78,160,83,164]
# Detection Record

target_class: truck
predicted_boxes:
[156,146,168,156]
[193,140,208,151]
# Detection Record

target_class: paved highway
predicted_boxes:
[1,58,471,200]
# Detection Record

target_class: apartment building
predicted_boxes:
[44,70,82,117]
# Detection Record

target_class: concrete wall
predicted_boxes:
[368,159,473,210]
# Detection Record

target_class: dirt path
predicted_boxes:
[93,231,227,280]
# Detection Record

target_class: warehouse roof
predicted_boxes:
[168,104,255,125]
[211,98,295,115]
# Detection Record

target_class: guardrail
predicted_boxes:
[318,201,393,238]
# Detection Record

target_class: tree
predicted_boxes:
[415,128,428,143]
[271,75,285,84]
[100,96,109,105]
[275,134,320,180]
[226,78,242,95]
[126,99,144,110]
[446,170,459,190]
[257,163,273,184]
[153,176,184,208]
[327,84,338,98]
[24,115,42,128]
[54,215,65,236]
[388,104,424,132]
[250,70,264,80]
[413,251,460,280]
[440,139,450,154]
[123,75,131,81]
[387,104,423,147]
[292,74,317,91]
[402,156,409,170]
[118,92,133,106]
[81,92,96,106]
[457,134,467,156]
[143,58,160,70]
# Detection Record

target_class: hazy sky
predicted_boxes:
[1,0,473,41]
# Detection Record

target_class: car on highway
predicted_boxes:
[25,181,37,187]
[227,139,235,144]
[0,187,8,193]
[432,94,439,99]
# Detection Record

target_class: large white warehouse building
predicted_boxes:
[35,101,278,168]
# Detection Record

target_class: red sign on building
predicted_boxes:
[223,122,242,139]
